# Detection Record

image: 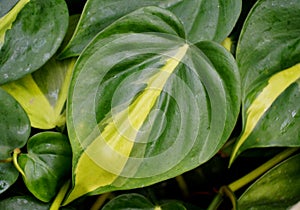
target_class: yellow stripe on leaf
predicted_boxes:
[65,44,189,204]
[0,0,30,48]
[2,74,55,128]
[1,58,75,129]
[230,63,300,165]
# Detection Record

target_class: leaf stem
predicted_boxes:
[12,148,25,177]
[175,175,189,198]
[90,193,112,210]
[0,157,13,163]
[50,179,71,210]
[228,147,298,192]
[207,186,237,210]
[207,193,223,210]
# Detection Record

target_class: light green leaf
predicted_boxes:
[230,0,300,164]
[0,87,30,194]
[65,6,240,204]
[1,57,76,129]
[0,0,69,84]
[18,132,72,202]
[102,193,186,210]
[238,153,300,209]
[58,0,241,58]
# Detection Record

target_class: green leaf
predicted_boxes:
[0,87,30,194]
[0,0,19,17]
[0,0,69,85]
[230,0,300,164]
[65,6,240,204]
[0,196,50,210]
[238,153,300,209]
[102,193,186,210]
[1,57,76,129]
[18,132,72,202]
[58,0,241,58]
[0,163,18,195]
[0,0,29,48]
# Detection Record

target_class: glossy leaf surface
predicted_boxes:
[65,6,240,204]
[0,0,69,84]
[0,196,50,210]
[102,193,186,210]
[238,153,300,209]
[59,0,241,58]
[0,88,30,194]
[18,132,72,202]
[1,57,76,129]
[230,0,300,163]
[0,163,18,195]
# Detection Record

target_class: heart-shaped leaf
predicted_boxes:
[18,132,72,202]
[0,87,30,194]
[58,0,241,58]
[238,153,300,209]
[1,57,76,129]
[0,0,69,85]
[102,193,186,210]
[65,6,240,204]
[230,0,300,164]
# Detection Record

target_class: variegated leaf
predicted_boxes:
[65,6,240,204]
[230,0,300,164]
[0,0,68,84]
[1,57,76,129]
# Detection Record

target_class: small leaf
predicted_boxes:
[0,196,50,210]
[0,163,18,195]
[0,87,30,194]
[102,193,186,210]
[0,0,69,84]
[65,6,240,204]
[1,57,76,129]
[102,194,154,210]
[230,0,300,163]
[18,132,72,202]
[238,153,300,209]
[59,0,241,58]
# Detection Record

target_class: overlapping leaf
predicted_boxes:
[0,0,68,84]
[65,6,240,204]
[1,57,76,129]
[18,132,72,202]
[58,0,241,59]
[230,0,300,164]
[102,193,186,210]
[0,88,30,194]
[238,153,300,209]
[0,196,51,210]
[0,196,75,210]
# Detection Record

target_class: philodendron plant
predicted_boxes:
[0,0,299,209]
